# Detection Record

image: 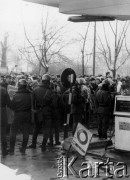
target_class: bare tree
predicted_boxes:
[77,23,90,76]
[20,13,71,74]
[97,20,130,78]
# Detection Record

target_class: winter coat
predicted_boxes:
[0,86,11,108]
[11,88,32,112]
[95,87,112,115]
[71,86,85,114]
[33,83,55,108]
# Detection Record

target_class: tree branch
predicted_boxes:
[103,22,112,64]
[116,53,130,70]
[108,22,116,36]
[97,34,111,70]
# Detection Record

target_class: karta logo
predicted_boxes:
[57,156,129,178]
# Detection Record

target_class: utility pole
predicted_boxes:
[93,22,96,76]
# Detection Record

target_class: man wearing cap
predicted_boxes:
[29,74,54,152]
[9,79,32,155]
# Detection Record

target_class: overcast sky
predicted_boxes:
[0,0,130,74]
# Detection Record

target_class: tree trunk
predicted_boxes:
[82,56,84,77]
[45,66,49,73]
[1,46,7,67]
[39,63,41,75]
[111,69,116,78]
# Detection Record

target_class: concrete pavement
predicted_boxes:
[1,130,130,180]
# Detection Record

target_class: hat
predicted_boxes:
[96,77,101,83]
[96,77,101,80]
[42,74,51,81]
[102,79,110,85]
[91,77,95,81]
[6,75,11,78]
[79,78,86,85]
[18,79,27,86]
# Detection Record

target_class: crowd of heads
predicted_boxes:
[0,70,130,95]
[75,71,130,94]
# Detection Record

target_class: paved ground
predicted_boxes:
[1,130,130,180]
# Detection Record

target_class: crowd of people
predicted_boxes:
[0,70,130,156]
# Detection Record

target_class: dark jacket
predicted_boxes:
[33,83,54,108]
[89,83,98,94]
[11,88,32,112]
[71,85,85,114]
[63,89,70,115]
[0,86,11,108]
[52,92,64,110]
[1,82,8,90]
[95,87,112,115]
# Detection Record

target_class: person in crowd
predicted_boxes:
[9,79,32,155]
[54,75,66,95]
[31,80,39,90]
[95,80,112,139]
[77,78,89,125]
[28,74,55,152]
[95,77,101,86]
[79,78,88,100]
[109,78,117,93]
[6,75,11,86]
[0,78,12,156]
[1,75,11,89]
[49,86,64,146]
[84,77,92,125]
[89,77,98,94]
[106,72,113,85]
[121,77,130,95]
[116,76,122,94]
[0,75,5,86]
[71,80,85,134]
[120,78,127,95]
[27,77,33,91]
[10,76,16,86]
